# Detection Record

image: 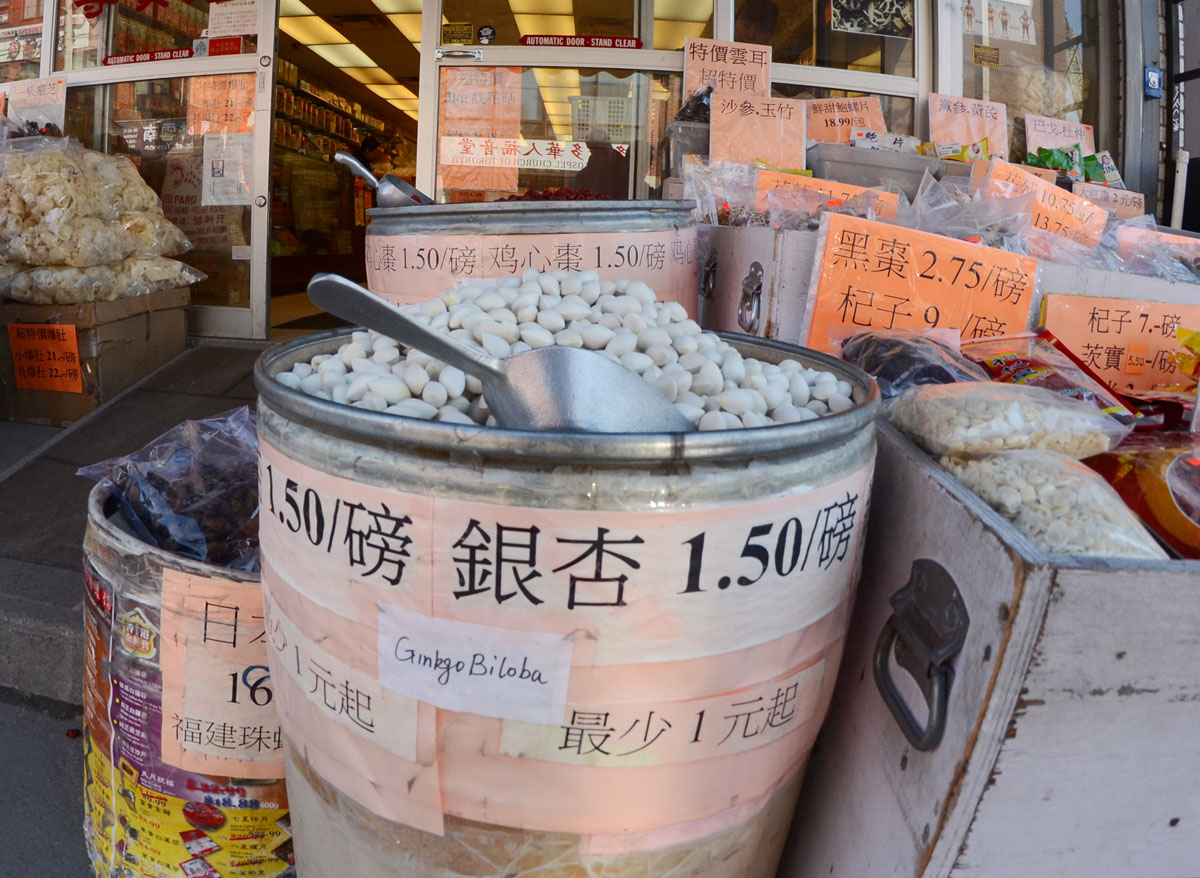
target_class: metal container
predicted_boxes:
[806,142,945,200]
[82,484,291,878]
[254,330,880,878]
[365,200,700,315]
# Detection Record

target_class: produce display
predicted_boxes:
[839,329,988,399]
[888,382,1129,459]
[941,451,1167,559]
[279,269,858,430]
[0,137,201,304]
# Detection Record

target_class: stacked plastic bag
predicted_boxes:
[0,136,204,304]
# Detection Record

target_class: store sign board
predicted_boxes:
[1072,181,1144,219]
[0,23,44,62]
[8,323,83,394]
[1024,113,1095,156]
[1041,293,1200,393]
[683,38,771,99]
[104,48,193,65]
[804,213,1038,353]
[710,95,806,170]
[206,0,257,37]
[438,66,522,192]
[6,76,66,132]
[983,159,1106,247]
[929,92,1008,160]
[519,34,641,48]
[754,170,900,216]
[439,136,591,172]
[805,97,886,144]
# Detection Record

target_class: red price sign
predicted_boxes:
[8,323,83,393]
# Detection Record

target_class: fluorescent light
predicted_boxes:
[509,0,573,12]
[309,43,377,67]
[386,13,423,42]
[368,83,418,100]
[654,0,712,22]
[340,67,398,84]
[652,19,707,50]
[278,0,313,15]
[279,16,348,45]
[370,0,421,11]
[387,98,419,110]
[513,13,574,35]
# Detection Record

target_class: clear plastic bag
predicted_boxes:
[889,381,1133,458]
[119,211,193,258]
[1,256,206,304]
[908,171,1035,248]
[941,450,1168,558]
[77,407,260,571]
[683,159,762,225]
[837,328,988,399]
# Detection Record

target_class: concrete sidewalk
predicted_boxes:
[0,342,266,704]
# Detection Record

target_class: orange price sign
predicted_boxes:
[754,171,901,216]
[929,93,1008,160]
[1072,182,1145,219]
[1024,113,1096,156]
[187,73,254,135]
[1041,294,1200,393]
[984,159,1106,248]
[709,95,806,169]
[8,323,83,393]
[683,38,771,98]
[1115,226,1200,263]
[805,97,885,144]
[804,214,1038,353]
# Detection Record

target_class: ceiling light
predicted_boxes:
[368,83,418,100]
[512,13,574,36]
[279,16,349,45]
[386,13,423,43]
[309,43,377,67]
[278,0,313,15]
[370,0,421,12]
[340,67,398,85]
[388,99,419,111]
[654,0,713,23]
[509,0,573,12]
[652,19,708,50]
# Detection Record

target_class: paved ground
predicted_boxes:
[0,689,91,877]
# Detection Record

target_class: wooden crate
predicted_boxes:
[0,288,189,426]
[778,423,1200,878]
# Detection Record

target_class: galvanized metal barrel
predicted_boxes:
[254,330,880,878]
[82,483,291,877]
[365,200,700,315]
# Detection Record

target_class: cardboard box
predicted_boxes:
[0,288,189,426]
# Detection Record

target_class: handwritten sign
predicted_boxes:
[984,159,1106,247]
[929,93,1008,160]
[710,95,806,169]
[377,603,573,725]
[1018,164,1057,183]
[439,136,591,172]
[8,323,83,393]
[1072,182,1145,219]
[206,0,258,37]
[683,38,770,98]
[1025,113,1095,156]
[1041,294,1200,393]
[438,66,522,191]
[805,97,886,144]
[7,76,66,132]
[805,213,1038,352]
[754,170,901,216]
[187,74,254,135]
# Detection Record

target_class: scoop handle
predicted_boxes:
[306,274,505,383]
[333,151,379,190]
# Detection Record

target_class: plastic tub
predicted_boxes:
[806,142,944,200]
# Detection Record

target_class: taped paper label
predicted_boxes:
[682,37,771,97]
[1024,113,1095,156]
[1071,182,1144,219]
[377,603,574,725]
[754,170,901,215]
[929,93,1008,160]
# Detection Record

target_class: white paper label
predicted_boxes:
[231,245,252,260]
[6,76,66,132]
[377,603,573,725]
[202,132,254,206]
[206,0,258,37]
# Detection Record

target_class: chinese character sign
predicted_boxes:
[683,38,771,99]
[983,159,1106,247]
[7,76,66,132]
[7,322,83,393]
[1025,113,1096,156]
[1042,294,1200,394]
[187,74,254,135]
[438,136,592,173]
[929,93,1009,160]
[1072,182,1144,220]
[806,212,1038,352]
[438,66,522,191]
[710,96,806,169]
[805,97,887,144]
[754,170,901,216]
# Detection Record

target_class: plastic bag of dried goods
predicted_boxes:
[837,328,988,399]
[1085,434,1200,559]
[1,257,205,304]
[77,407,260,571]
[684,159,762,225]
[961,330,1138,423]
[78,150,162,214]
[907,171,1035,248]
[889,382,1133,458]
[941,450,1168,558]
[119,211,192,258]
[1,214,138,267]
[121,256,206,292]
[0,137,109,223]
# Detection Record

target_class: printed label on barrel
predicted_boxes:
[364,229,700,314]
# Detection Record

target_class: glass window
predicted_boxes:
[653,0,712,50]
[436,65,674,202]
[65,75,256,308]
[735,0,914,77]
[0,0,45,83]
[439,0,635,47]
[961,0,1120,164]
[56,0,257,71]
[772,83,915,134]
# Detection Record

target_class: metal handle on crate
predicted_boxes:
[873,559,969,751]
[700,249,718,300]
[738,262,763,334]
[436,48,483,61]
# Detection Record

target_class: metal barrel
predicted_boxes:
[254,330,880,878]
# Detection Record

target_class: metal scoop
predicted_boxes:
[307,274,695,434]
[334,151,433,207]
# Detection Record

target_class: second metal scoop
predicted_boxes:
[307,274,695,434]
[334,151,434,207]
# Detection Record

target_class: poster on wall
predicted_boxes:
[962,0,1036,45]
[437,66,522,192]
[831,0,914,39]
[201,133,254,206]
[0,24,43,62]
